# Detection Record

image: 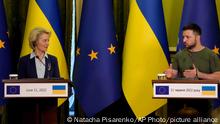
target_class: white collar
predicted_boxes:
[30,52,48,59]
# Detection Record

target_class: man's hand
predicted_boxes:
[165,64,177,79]
[183,64,197,78]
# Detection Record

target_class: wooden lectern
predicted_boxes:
[3,79,71,124]
[152,79,219,118]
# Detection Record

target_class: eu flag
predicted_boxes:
[156,86,169,95]
[177,0,220,51]
[0,0,11,104]
[177,0,220,111]
[7,86,20,95]
[73,0,122,116]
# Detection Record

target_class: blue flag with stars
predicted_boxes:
[0,0,11,105]
[177,0,220,108]
[73,0,121,116]
[177,0,220,52]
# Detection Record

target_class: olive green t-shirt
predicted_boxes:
[172,48,220,78]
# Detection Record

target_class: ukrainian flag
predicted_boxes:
[122,0,170,118]
[52,85,66,95]
[202,86,216,96]
[20,0,69,106]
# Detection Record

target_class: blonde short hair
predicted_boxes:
[29,27,51,50]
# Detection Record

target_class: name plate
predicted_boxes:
[153,83,218,98]
[4,83,68,98]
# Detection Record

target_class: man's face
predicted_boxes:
[182,30,197,49]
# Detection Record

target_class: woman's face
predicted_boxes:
[35,33,50,53]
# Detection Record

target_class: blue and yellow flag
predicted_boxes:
[177,0,220,108]
[122,0,170,118]
[20,0,69,106]
[177,0,220,51]
[0,0,11,105]
[73,0,121,116]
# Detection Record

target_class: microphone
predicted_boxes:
[36,56,45,66]
[36,56,51,78]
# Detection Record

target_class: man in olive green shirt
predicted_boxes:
[172,48,220,79]
[165,23,220,118]
[166,24,220,79]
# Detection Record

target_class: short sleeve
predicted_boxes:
[172,54,178,71]
[210,53,220,72]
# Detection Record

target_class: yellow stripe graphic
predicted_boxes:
[53,90,66,95]
[202,91,216,96]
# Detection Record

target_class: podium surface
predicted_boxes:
[152,79,219,99]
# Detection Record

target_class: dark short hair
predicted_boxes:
[182,23,202,35]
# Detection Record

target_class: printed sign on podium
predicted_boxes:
[3,79,70,98]
[152,80,219,99]
[5,83,68,98]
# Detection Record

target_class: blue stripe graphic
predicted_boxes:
[202,86,216,91]
[53,85,66,90]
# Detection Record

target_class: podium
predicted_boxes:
[152,79,219,118]
[3,79,71,124]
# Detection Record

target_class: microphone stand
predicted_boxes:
[36,56,51,79]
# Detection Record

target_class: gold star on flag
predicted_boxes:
[88,50,98,61]
[0,40,5,49]
[76,47,80,56]
[108,44,116,54]
[212,45,219,55]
